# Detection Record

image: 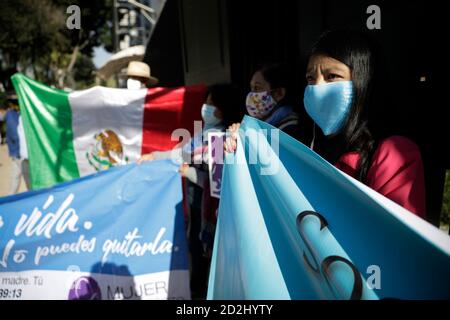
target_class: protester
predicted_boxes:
[304,30,426,217]
[225,63,303,152]
[2,95,27,194]
[139,83,244,299]
[126,61,159,89]
[0,104,6,144]
[17,114,31,190]
[226,30,426,218]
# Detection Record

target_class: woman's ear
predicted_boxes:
[272,87,286,103]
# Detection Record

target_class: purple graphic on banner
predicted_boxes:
[68,276,102,300]
[208,133,225,199]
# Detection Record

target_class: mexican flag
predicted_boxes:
[11,73,205,190]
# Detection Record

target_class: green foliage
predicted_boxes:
[0,92,7,108]
[52,0,114,56]
[0,0,113,89]
[73,54,96,89]
[0,0,64,87]
[0,0,64,61]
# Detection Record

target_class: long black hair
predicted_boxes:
[206,83,245,127]
[308,30,388,182]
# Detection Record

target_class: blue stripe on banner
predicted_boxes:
[0,160,188,276]
[208,115,450,300]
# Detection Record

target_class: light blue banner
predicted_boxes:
[0,160,190,300]
[208,115,450,300]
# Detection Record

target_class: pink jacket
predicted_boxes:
[335,136,426,219]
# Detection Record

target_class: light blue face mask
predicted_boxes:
[303,81,354,136]
[201,103,222,126]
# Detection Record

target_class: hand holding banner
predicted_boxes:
[208,116,450,300]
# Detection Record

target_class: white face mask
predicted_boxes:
[127,78,144,90]
[201,103,222,126]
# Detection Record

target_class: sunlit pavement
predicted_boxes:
[0,143,27,197]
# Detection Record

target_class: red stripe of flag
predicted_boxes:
[141,85,207,223]
[141,85,206,154]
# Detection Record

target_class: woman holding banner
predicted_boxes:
[229,63,303,141]
[226,30,426,218]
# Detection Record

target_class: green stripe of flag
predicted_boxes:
[11,73,80,190]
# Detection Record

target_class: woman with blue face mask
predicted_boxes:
[302,30,426,218]
[225,30,426,218]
